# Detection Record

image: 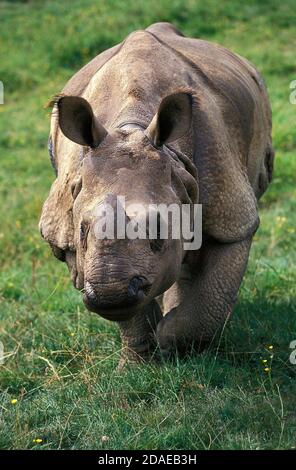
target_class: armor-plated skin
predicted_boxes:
[40,23,274,363]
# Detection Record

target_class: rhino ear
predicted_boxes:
[146,92,192,147]
[57,96,107,148]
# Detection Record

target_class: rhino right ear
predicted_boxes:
[57,96,107,148]
[146,92,192,147]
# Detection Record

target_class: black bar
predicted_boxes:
[0,449,294,467]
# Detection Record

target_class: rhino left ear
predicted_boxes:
[57,96,107,148]
[146,92,192,147]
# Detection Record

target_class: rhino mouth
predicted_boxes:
[82,278,152,321]
[83,296,150,321]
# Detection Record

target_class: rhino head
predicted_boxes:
[40,92,198,321]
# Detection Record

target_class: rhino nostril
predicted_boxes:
[50,243,66,262]
[127,276,149,300]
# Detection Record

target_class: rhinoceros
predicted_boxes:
[39,22,274,364]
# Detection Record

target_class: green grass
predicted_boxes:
[0,0,296,450]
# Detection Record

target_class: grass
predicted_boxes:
[0,0,296,450]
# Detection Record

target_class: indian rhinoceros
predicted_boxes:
[39,22,274,364]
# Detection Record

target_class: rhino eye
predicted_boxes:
[71,178,82,200]
[48,135,57,176]
[80,222,90,249]
[149,212,165,253]
[150,238,164,253]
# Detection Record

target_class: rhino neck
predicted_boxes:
[166,146,196,178]
[166,145,198,204]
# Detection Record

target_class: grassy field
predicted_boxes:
[0,0,296,450]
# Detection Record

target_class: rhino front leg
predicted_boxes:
[156,237,252,357]
[117,300,163,368]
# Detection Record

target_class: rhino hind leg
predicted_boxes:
[117,300,163,369]
[156,237,252,357]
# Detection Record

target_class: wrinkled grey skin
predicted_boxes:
[39,23,274,365]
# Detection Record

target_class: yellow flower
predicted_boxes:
[70,332,75,337]
[33,438,43,444]
[262,359,268,364]
[11,399,18,405]
[264,367,270,373]
[268,345,274,350]
[276,216,287,227]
